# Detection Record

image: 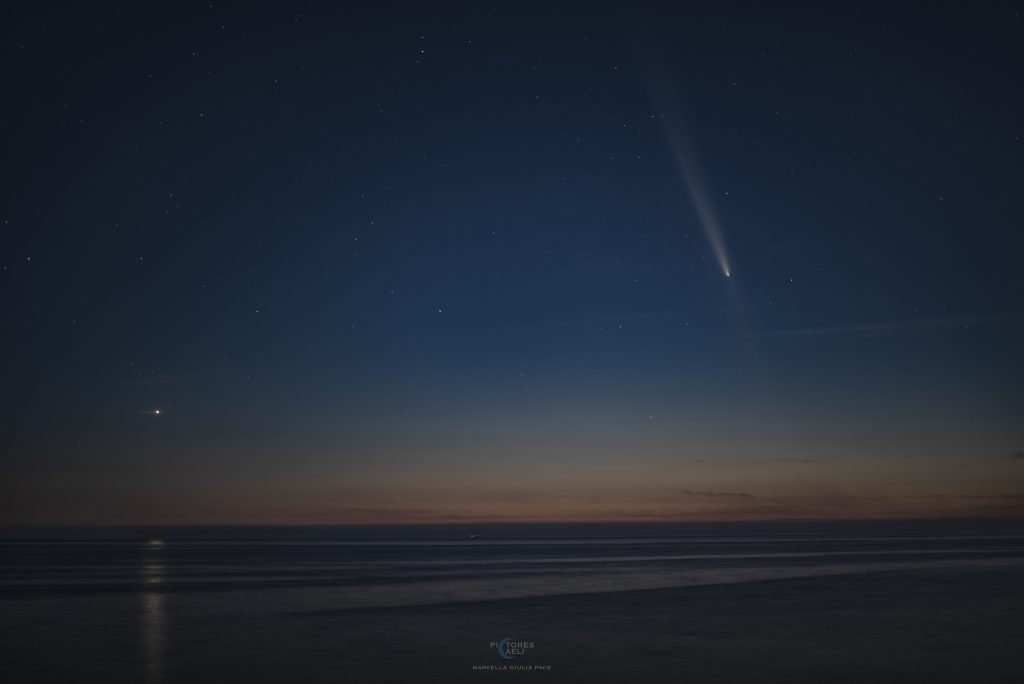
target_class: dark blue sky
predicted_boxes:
[2,1,1022,523]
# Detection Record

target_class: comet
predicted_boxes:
[647,68,733,279]
[660,113,732,279]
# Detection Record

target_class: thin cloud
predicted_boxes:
[913,493,1024,502]
[725,313,1013,341]
[678,489,759,500]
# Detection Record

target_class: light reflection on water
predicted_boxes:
[1,525,1022,684]
[0,524,1021,681]
[0,527,1021,618]
[141,540,166,684]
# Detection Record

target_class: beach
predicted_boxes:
[3,562,1022,683]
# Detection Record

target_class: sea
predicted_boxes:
[2,520,1023,682]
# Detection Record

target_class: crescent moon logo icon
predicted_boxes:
[496,637,515,660]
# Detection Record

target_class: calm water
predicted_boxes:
[3,522,1024,610]
[2,521,1023,682]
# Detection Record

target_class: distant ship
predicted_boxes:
[468,534,482,540]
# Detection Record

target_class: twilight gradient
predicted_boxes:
[1,2,1022,524]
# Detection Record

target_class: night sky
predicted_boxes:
[2,2,1022,525]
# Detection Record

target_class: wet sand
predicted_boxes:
[307,565,1024,684]
[4,565,1023,683]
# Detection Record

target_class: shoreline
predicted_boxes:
[3,563,1022,683]
[302,565,1024,683]
[302,559,1024,616]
